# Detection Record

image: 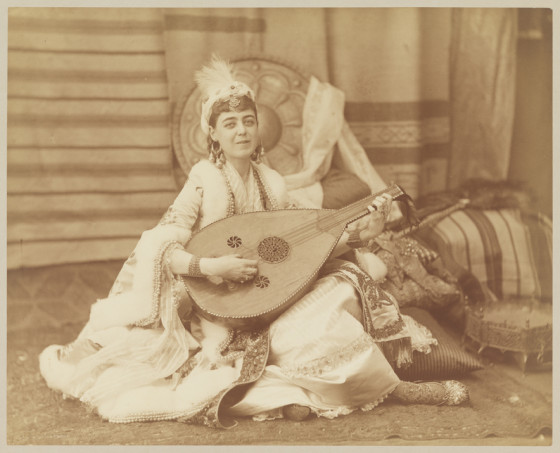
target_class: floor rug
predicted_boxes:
[6,262,552,445]
[7,324,552,445]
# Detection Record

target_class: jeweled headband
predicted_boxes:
[195,55,255,135]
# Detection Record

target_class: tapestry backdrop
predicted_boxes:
[7,7,519,268]
[449,8,517,187]
[8,8,175,268]
[162,8,452,197]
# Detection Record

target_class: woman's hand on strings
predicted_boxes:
[200,254,258,283]
[354,193,393,242]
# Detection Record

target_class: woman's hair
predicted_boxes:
[206,94,258,152]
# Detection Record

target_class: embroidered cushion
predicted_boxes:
[415,208,552,302]
[321,168,371,209]
[395,307,483,380]
[375,236,462,311]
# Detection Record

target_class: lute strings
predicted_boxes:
[237,184,404,259]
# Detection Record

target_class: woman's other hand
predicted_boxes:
[352,193,392,242]
[200,254,258,283]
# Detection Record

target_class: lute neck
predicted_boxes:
[325,183,406,230]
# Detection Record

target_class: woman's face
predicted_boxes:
[210,109,259,163]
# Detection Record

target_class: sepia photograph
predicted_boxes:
[3,1,556,448]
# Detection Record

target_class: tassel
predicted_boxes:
[377,336,413,369]
[458,271,487,304]
[397,193,420,228]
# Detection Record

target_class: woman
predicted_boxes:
[39,56,468,427]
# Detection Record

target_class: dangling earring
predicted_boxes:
[210,140,225,168]
[209,140,219,163]
[217,150,226,169]
[251,142,265,164]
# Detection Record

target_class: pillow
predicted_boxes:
[416,208,552,302]
[396,307,483,380]
[320,168,371,209]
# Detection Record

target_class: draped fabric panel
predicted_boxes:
[7,7,519,268]
[162,8,264,105]
[448,8,517,187]
[7,8,176,269]
[163,8,452,200]
[163,8,331,108]
[509,9,552,218]
[326,8,452,199]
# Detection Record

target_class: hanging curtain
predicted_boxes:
[7,7,174,269]
[448,8,517,187]
[8,7,455,268]
[509,8,552,217]
[162,8,331,108]
[325,8,452,198]
[162,8,452,200]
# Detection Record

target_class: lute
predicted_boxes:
[183,183,417,330]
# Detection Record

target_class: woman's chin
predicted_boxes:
[226,148,254,161]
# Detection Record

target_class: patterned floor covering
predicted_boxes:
[6,261,554,446]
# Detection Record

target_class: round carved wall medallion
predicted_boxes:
[172,56,310,178]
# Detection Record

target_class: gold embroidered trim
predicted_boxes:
[252,165,279,211]
[250,384,396,422]
[307,390,394,420]
[328,261,407,341]
[280,333,374,378]
[179,328,270,428]
[100,330,270,425]
[133,240,182,328]
[220,166,237,217]
[159,205,179,226]
[105,401,210,424]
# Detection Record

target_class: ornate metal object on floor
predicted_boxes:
[464,300,552,372]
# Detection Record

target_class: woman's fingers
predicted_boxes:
[233,257,257,282]
[237,266,257,282]
[239,259,258,273]
[243,267,258,276]
[226,256,258,268]
[369,194,392,208]
[368,194,392,218]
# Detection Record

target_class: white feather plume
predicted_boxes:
[194,54,236,100]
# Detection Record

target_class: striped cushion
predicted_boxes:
[416,208,552,301]
[397,307,483,380]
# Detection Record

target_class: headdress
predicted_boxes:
[195,55,256,135]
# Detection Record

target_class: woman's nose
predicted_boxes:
[236,123,247,134]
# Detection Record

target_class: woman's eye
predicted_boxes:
[224,123,235,129]
[244,119,255,126]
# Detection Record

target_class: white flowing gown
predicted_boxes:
[39,159,434,426]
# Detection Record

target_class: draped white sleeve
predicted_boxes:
[86,166,205,332]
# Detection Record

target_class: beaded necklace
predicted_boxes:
[219,164,277,216]
[252,165,278,211]
[216,163,278,358]
[219,166,237,217]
